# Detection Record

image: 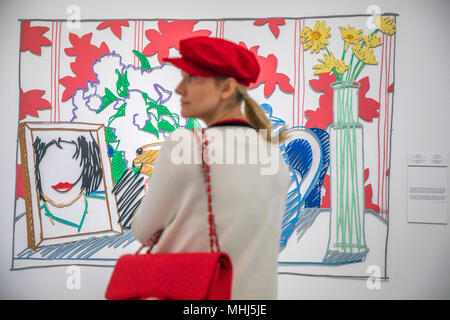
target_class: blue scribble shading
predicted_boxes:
[261,103,286,136]
[305,128,330,208]
[322,249,367,264]
[15,229,136,262]
[286,139,313,179]
[279,138,312,250]
[107,143,115,157]
[262,103,331,253]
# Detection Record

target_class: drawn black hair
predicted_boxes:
[33,131,103,199]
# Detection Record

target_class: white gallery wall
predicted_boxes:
[0,0,448,299]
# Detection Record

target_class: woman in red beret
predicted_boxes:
[132,36,291,299]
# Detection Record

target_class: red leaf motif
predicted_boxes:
[305,74,380,129]
[253,18,286,39]
[364,168,370,181]
[320,174,330,208]
[20,20,52,55]
[143,20,212,64]
[59,33,109,102]
[16,164,25,200]
[359,77,380,122]
[305,73,336,129]
[20,89,52,119]
[321,170,380,212]
[97,20,129,39]
[365,184,380,212]
[388,82,394,93]
[240,42,294,98]
[364,169,380,213]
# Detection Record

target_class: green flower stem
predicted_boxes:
[344,29,379,82]
[353,62,366,81]
[325,46,341,80]
[345,126,352,251]
[350,60,361,81]
[345,53,355,82]
[341,46,347,61]
[351,123,362,249]
[333,83,365,252]
[351,28,379,81]
[340,43,348,78]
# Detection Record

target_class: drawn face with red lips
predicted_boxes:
[33,132,103,209]
[38,140,85,207]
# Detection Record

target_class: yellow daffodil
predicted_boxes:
[300,20,331,54]
[374,15,396,35]
[364,33,382,48]
[300,26,312,44]
[339,25,363,51]
[334,59,350,74]
[313,52,336,74]
[352,44,378,65]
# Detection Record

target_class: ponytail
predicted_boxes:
[235,84,289,144]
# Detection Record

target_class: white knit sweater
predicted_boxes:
[132,126,290,299]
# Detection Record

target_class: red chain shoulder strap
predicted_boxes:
[195,128,220,252]
[138,128,220,254]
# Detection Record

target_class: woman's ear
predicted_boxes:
[220,77,238,100]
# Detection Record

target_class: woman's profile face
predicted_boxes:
[38,141,84,206]
[175,72,223,120]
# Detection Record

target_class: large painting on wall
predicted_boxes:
[13,14,397,278]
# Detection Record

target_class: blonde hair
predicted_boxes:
[234,83,289,144]
[214,76,289,144]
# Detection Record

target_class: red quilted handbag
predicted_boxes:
[105,128,233,300]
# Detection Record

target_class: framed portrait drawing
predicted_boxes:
[19,122,122,249]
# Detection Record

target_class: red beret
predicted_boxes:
[163,36,260,87]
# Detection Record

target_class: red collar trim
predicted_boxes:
[209,118,250,127]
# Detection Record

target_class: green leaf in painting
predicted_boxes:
[186,118,202,129]
[116,69,130,97]
[108,102,127,126]
[111,151,127,184]
[157,119,176,132]
[97,88,118,114]
[105,126,118,143]
[132,50,151,71]
[142,120,159,138]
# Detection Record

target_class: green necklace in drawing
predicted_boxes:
[41,197,88,232]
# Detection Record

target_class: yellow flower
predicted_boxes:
[364,33,382,48]
[375,15,396,35]
[352,44,378,65]
[313,52,336,74]
[300,26,312,44]
[339,25,363,51]
[334,59,350,74]
[300,20,331,54]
